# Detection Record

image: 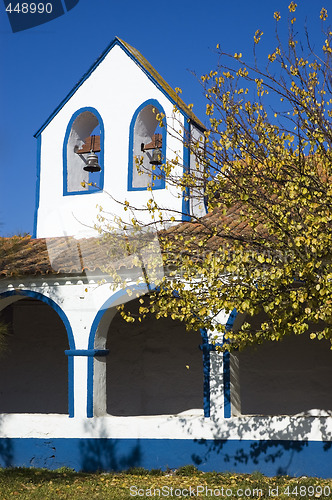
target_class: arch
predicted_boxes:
[87,284,154,417]
[128,99,166,191]
[63,106,105,195]
[0,290,74,415]
[87,285,207,418]
[88,283,152,350]
[0,289,75,349]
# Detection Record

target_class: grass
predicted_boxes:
[0,467,331,499]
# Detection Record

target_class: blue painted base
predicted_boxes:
[0,438,331,477]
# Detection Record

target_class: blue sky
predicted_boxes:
[0,0,327,236]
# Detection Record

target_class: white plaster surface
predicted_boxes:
[0,414,331,442]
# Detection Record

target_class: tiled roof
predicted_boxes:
[162,203,256,251]
[0,235,134,278]
[0,206,252,279]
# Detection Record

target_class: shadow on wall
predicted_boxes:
[79,420,142,471]
[175,409,332,476]
[79,439,142,472]
[0,416,13,467]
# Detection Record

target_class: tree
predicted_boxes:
[102,3,332,351]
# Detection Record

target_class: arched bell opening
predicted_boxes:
[105,298,204,416]
[63,107,104,195]
[128,99,166,191]
[0,295,70,414]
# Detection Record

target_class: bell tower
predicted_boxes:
[33,38,206,239]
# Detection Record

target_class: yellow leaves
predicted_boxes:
[298,57,308,67]
[222,70,234,79]
[206,103,214,116]
[254,29,263,44]
[234,52,242,59]
[320,7,328,21]
[236,67,249,77]
[268,53,277,63]
[288,1,297,13]
[174,87,182,94]
[274,11,281,21]
[323,39,332,53]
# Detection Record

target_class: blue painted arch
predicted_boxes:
[63,106,105,196]
[0,289,75,417]
[0,289,75,349]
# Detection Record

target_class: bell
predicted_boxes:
[83,151,101,172]
[149,147,162,166]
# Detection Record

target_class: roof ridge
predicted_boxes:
[34,37,205,137]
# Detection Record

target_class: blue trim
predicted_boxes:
[0,437,331,477]
[0,290,75,417]
[87,283,153,350]
[65,349,109,357]
[87,356,94,418]
[32,135,41,239]
[34,38,204,139]
[63,107,105,196]
[182,119,191,221]
[199,328,211,417]
[67,356,74,418]
[223,308,237,419]
[225,308,238,331]
[0,290,75,350]
[199,310,238,419]
[223,351,231,419]
[128,99,166,191]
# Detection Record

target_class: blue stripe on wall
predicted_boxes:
[32,135,41,238]
[0,437,331,477]
[223,351,231,418]
[224,308,237,418]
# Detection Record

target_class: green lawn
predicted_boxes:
[0,466,331,499]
